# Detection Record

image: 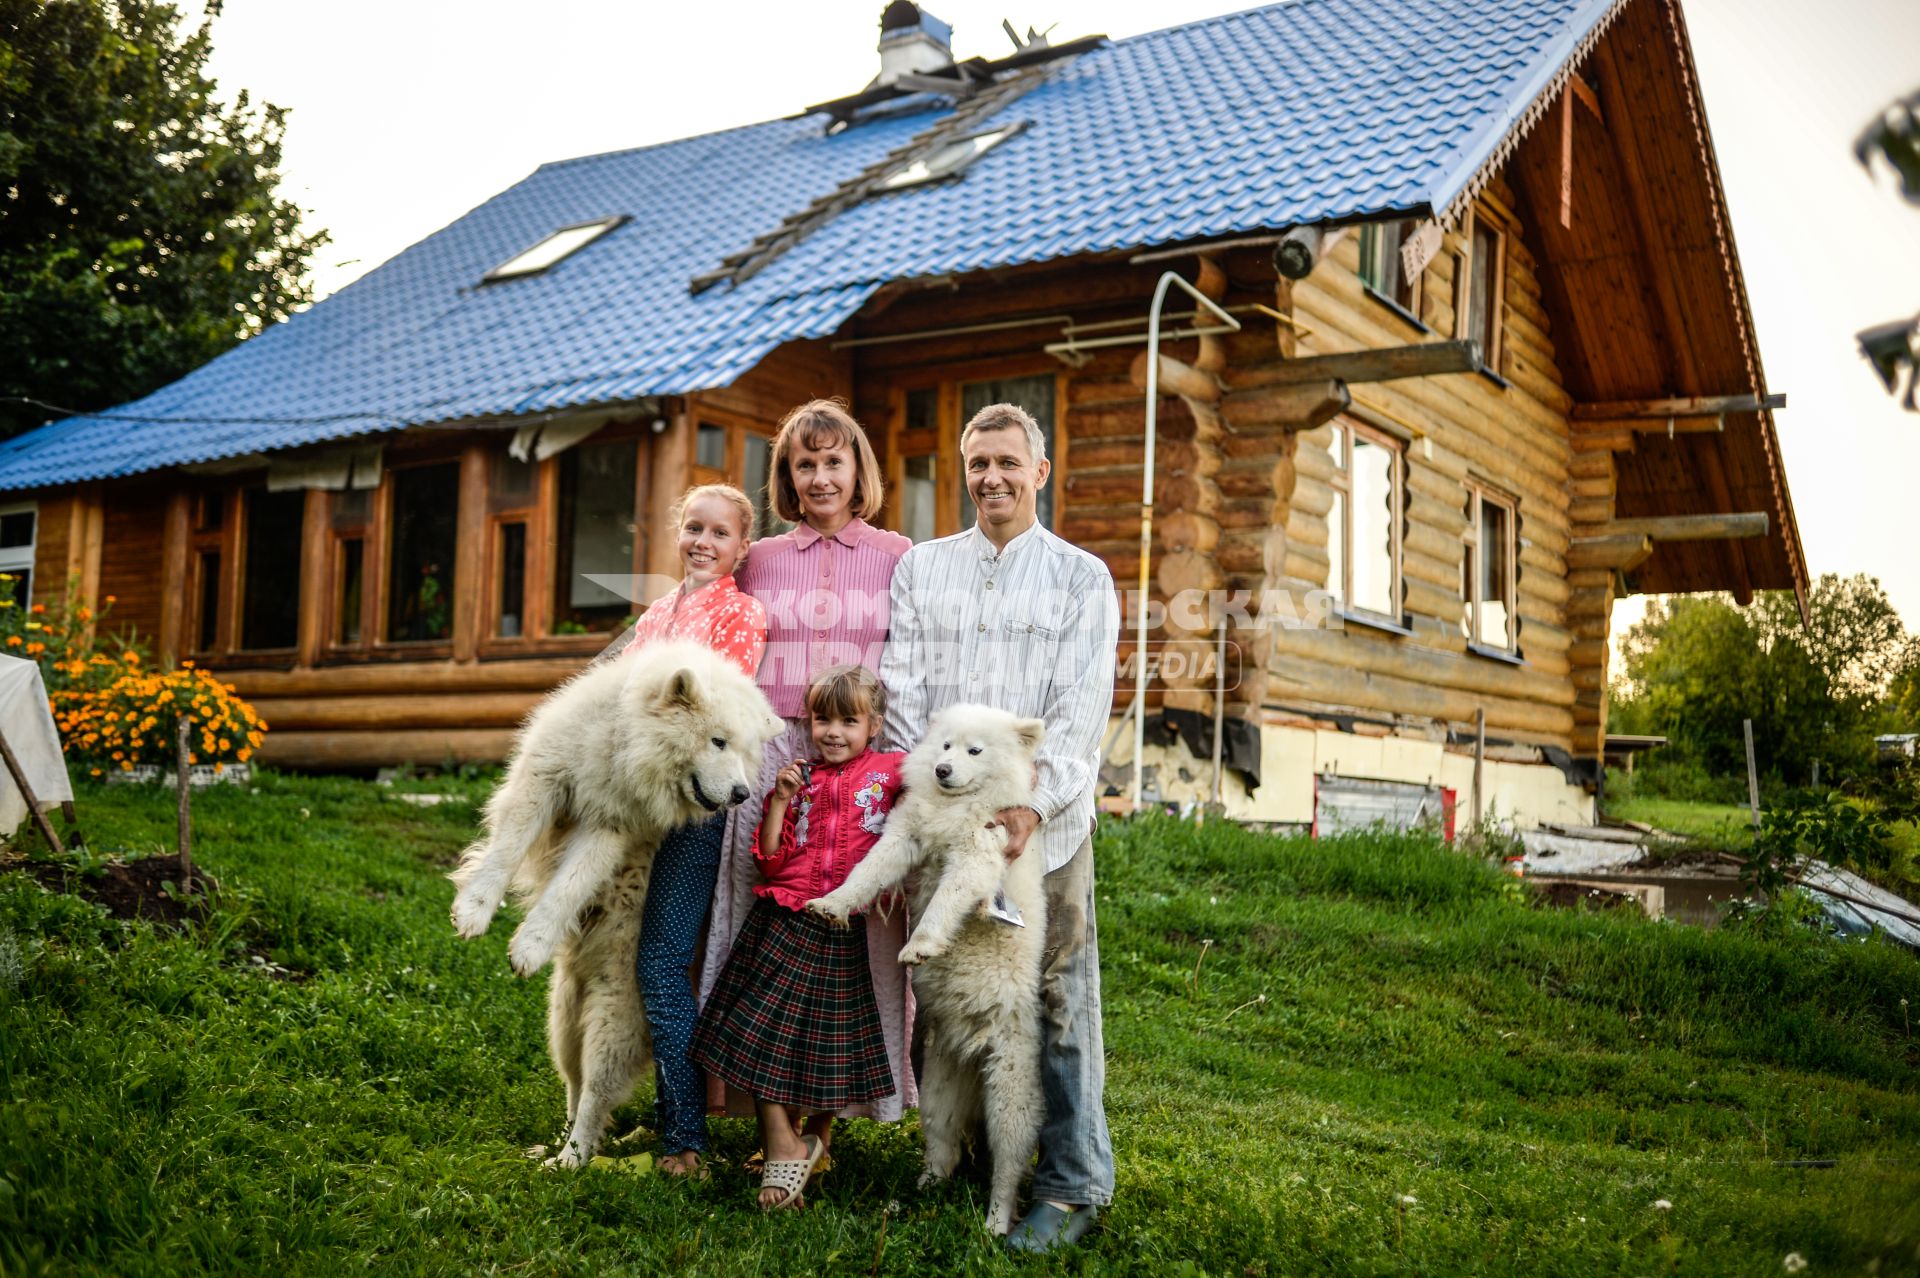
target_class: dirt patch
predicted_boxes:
[1530,880,1641,912]
[5,852,214,928]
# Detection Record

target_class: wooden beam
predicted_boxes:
[1608,513,1768,543]
[1566,533,1654,573]
[294,489,329,669]
[156,490,191,667]
[451,444,487,663]
[1220,379,1350,432]
[1568,72,1602,120]
[1130,350,1221,402]
[1244,340,1479,387]
[1572,392,1785,420]
[1574,413,1731,437]
[1557,88,1575,230]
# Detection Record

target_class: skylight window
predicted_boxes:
[880,125,1022,191]
[483,216,627,282]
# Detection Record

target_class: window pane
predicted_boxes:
[1350,434,1396,616]
[1477,498,1512,649]
[338,538,363,644]
[195,493,223,533]
[0,511,33,549]
[1461,493,1478,640]
[0,570,29,608]
[742,432,793,539]
[498,522,526,638]
[240,489,304,650]
[1329,423,1347,470]
[1359,222,1406,302]
[959,375,1056,528]
[1327,488,1346,604]
[696,423,726,471]
[1469,223,1497,360]
[492,454,534,509]
[386,464,460,642]
[197,551,221,651]
[554,439,637,633]
[903,454,937,543]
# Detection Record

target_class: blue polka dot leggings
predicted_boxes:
[637,811,725,1156]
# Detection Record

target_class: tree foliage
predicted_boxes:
[0,0,326,438]
[1611,574,1912,783]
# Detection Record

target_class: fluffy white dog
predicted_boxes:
[809,703,1048,1234]
[449,639,779,1167]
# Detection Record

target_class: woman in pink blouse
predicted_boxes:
[702,399,919,1141]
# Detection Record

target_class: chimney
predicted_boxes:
[877,2,953,85]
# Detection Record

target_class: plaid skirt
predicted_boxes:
[690,898,896,1110]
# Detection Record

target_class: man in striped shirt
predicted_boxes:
[880,402,1120,1253]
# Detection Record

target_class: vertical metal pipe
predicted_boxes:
[1132,271,1241,811]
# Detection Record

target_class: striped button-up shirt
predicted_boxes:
[881,522,1120,874]
[739,518,911,719]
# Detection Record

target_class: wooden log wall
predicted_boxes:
[1237,176,1581,751]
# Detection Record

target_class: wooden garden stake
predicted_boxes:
[176,716,193,889]
[1743,718,1761,831]
[0,724,64,855]
[1472,707,1486,834]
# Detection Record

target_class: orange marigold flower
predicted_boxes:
[119,760,133,772]
[3,637,18,648]
[30,603,44,615]
[105,594,117,603]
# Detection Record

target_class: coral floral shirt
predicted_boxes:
[622,574,767,676]
[752,747,906,911]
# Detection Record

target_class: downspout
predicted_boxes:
[1132,271,1241,810]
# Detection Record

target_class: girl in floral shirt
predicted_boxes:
[624,483,767,1180]
[690,664,903,1210]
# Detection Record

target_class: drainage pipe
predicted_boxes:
[1132,270,1241,810]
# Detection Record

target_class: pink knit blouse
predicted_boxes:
[737,518,910,718]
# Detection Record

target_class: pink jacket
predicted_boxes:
[752,748,906,911]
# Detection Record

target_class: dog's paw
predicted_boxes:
[543,1144,589,1170]
[897,938,938,966]
[508,923,558,977]
[449,891,497,939]
[806,897,853,928]
[985,1200,1017,1236]
[915,1167,948,1191]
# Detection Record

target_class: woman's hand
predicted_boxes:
[771,761,808,803]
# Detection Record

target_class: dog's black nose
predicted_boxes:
[935,763,952,780]
[730,784,750,806]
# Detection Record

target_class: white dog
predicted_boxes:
[809,703,1048,1234]
[449,639,779,1167]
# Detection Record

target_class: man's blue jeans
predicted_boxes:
[1032,835,1115,1207]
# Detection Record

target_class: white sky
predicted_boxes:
[194,0,1920,636]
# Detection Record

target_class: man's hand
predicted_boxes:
[990,806,1042,863]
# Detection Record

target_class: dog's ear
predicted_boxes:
[1013,717,1046,754]
[660,667,703,711]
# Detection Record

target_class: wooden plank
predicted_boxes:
[1566,533,1654,573]
[1607,513,1768,542]
[1130,350,1221,403]
[249,691,541,732]
[295,489,329,668]
[226,655,589,699]
[258,727,517,769]
[156,491,191,667]
[1557,89,1575,230]
[1219,379,1351,432]
[1237,340,1480,387]
[1571,392,1785,420]
[451,445,487,663]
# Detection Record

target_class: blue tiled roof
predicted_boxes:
[0,0,1615,491]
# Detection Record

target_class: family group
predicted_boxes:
[598,397,1119,1252]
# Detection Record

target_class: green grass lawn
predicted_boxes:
[1602,796,1756,852]
[3,774,1918,1276]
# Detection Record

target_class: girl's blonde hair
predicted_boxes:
[804,663,887,724]
[768,399,885,524]
[668,483,757,545]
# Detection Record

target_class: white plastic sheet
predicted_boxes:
[0,654,74,835]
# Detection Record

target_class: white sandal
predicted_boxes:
[758,1134,824,1211]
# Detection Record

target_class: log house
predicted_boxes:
[0,0,1806,827]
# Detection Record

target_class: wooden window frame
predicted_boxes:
[323,485,381,658]
[1454,205,1509,381]
[1462,480,1521,657]
[685,402,786,538]
[1326,417,1406,629]
[1357,220,1426,330]
[186,489,240,663]
[546,422,653,648]
[475,448,547,654]
[0,500,37,608]
[876,361,1069,541]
